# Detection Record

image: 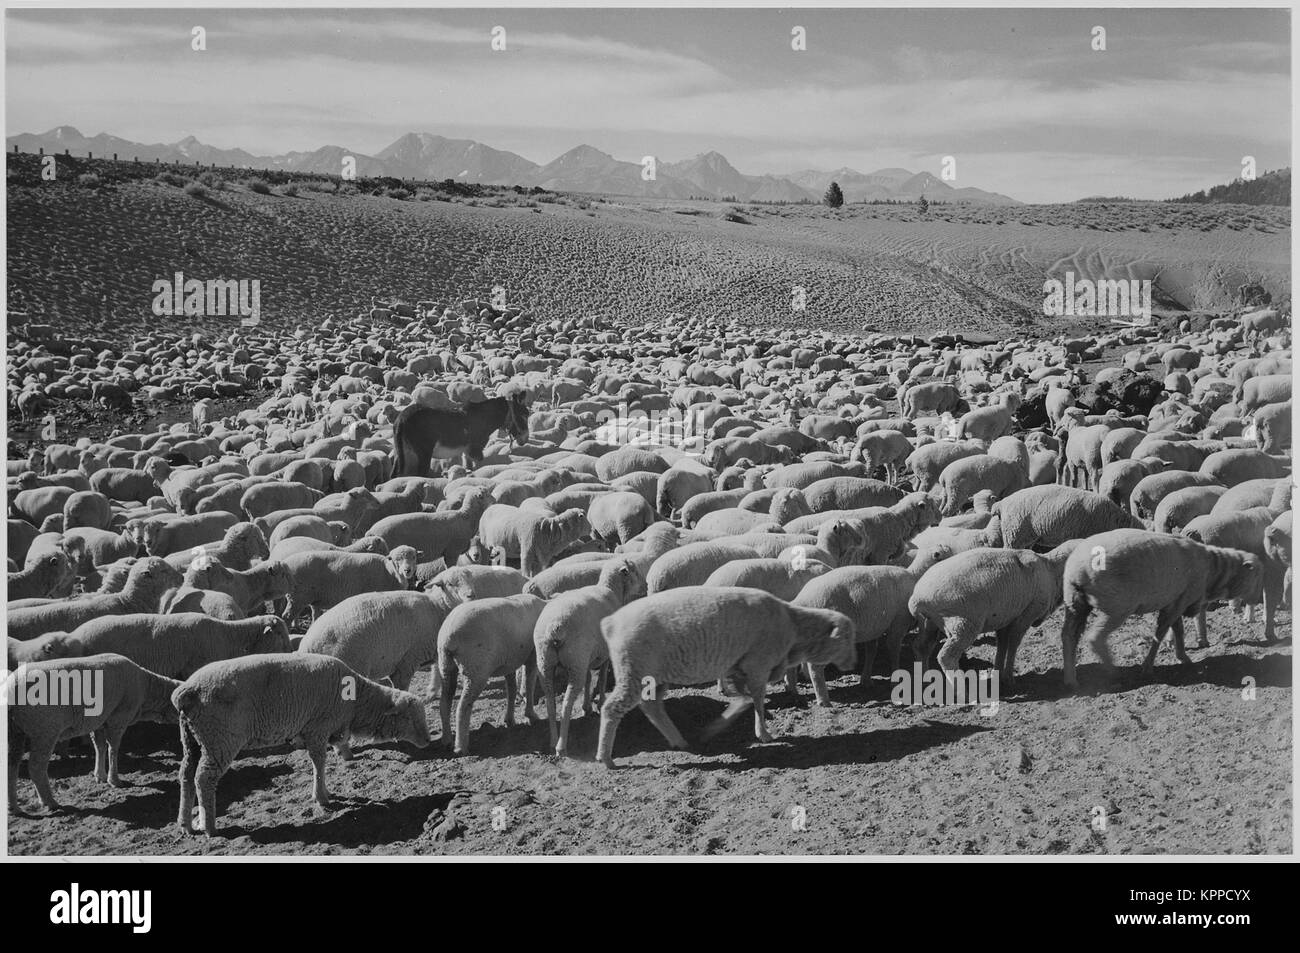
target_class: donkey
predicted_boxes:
[391,392,529,476]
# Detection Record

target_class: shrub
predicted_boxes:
[197,171,226,191]
[183,181,208,198]
[282,183,299,197]
[385,187,412,200]
[246,178,272,195]
[155,172,188,187]
[823,181,844,208]
[77,173,102,188]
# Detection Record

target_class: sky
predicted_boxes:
[4,6,1292,202]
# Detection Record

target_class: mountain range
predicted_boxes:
[6,126,1021,204]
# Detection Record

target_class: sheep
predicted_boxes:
[477,504,590,576]
[163,521,270,573]
[1096,457,1167,511]
[655,460,716,519]
[8,549,76,600]
[801,476,903,513]
[586,491,656,547]
[910,542,1079,693]
[933,454,1029,517]
[162,586,246,620]
[1182,507,1285,643]
[8,557,183,642]
[173,653,430,834]
[524,522,681,597]
[851,430,913,484]
[6,654,181,812]
[702,556,828,599]
[437,594,548,754]
[1153,485,1229,535]
[271,535,389,560]
[63,526,139,568]
[1211,478,1288,515]
[595,588,856,766]
[645,540,761,593]
[368,487,491,566]
[299,586,460,694]
[693,507,780,535]
[1129,471,1223,520]
[266,514,348,550]
[1264,510,1291,608]
[984,485,1142,550]
[142,511,239,557]
[11,486,75,526]
[427,564,528,602]
[793,493,940,565]
[1254,399,1291,454]
[905,440,985,493]
[279,546,420,621]
[88,459,169,504]
[1199,448,1287,487]
[1058,529,1263,688]
[54,612,291,678]
[182,557,293,614]
[534,559,646,757]
[62,490,112,531]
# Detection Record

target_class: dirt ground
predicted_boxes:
[6,600,1290,856]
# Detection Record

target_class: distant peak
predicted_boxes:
[51,125,82,138]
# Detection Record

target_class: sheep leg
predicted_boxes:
[1263,564,1283,643]
[195,753,226,835]
[307,743,332,809]
[996,620,1032,695]
[523,658,541,725]
[1170,617,1193,667]
[105,724,127,786]
[438,667,458,747]
[27,737,61,812]
[556,671,586,758]
[540,658,559,751]
[504,671,518,727]
[885,617,908,675]
[1140,606,1182,676]
[1059,604,1088,690]
[807,663,831,706]
[177,719,199,833]
[454,677,486,755]
[699,697,753,743]
[640,693,690,751]
[589,660,611,713]
[1194,606,1210,649]
[859,639,879,687]
[750,688,772,743]
[7,727,23,812]
[936,619,981,682]
[596,683,639,768]
[91,728,111,784]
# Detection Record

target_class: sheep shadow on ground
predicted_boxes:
[1059,649,1292,696]
[70,761,297,829]
[236,792,455,847]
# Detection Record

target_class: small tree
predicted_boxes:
[918,194,929,214]
[823,181,844,208]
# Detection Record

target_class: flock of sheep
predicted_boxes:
[4,297,1293,839]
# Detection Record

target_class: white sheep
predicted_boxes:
[279,546,419,621]
[7,653,181,812]
[437,593,548,754]
[8,557,183,642]
[173,653,430,834]
[534,559,646,757]
[596,588,856,766]
[477,504,590,576]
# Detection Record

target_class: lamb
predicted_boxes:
[534,559,646,757]
[1058,529,1262,688]
[984,485,1142,550]
[173,653,430,834]
[8,549,76,601]
[368,487,491,566]
[299,586,460,693]
[477,504,591,576]
[8,557,183,642]
[595,588,856,766]
[279,546,420,621]
[7,654,181,812]
[55,613,292,678]
[1182,507,1284,642]
[792,559,942,703]
[437,593,548,754]
[910,542,1079,693]
[702,556,828,599]
[586,491,656,547]
[182,557,293,614]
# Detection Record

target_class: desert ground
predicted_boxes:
[4,161,1292,856]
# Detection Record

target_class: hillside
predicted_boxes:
[5,153,1289,338]
[1168,168,1290,207]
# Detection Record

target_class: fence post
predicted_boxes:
[113,153,117,161]
[88,151,92,159]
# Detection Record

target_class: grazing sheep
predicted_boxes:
[142,512,239,558]
[280,546,419,621]
[1097,457,1167,510]
[852,430,913,484]
[595,588,856,766]
[54,613,291,678]
[985,485,1142,550]
[905,440,984,493]
[910,542,1079,693]
[524,522,680,597]
[1129,471,1222,520]
[534,559,646,757]
[703,556,828,599]
[173,653,430,834]
[1264,510,1292,608]
[368,487,491,565]
[586,491,656,547]
[7,654,181,812]
[801,476,903,513]
[437,594,548,754]
[1199,448,1287,487]
[163,522,270,573]
[477,504,590,576]
[1058,529,1263,688]
[1182,507,1285,642]
[8,557,183,641]
[1153,485,1229,535]
[428,564,528,602]
[162,586,246,620]
[299,587,460,693]
[934,454,1029,516]
[645,540,760,593]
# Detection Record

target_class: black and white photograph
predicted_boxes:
[1,2,1293,864]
